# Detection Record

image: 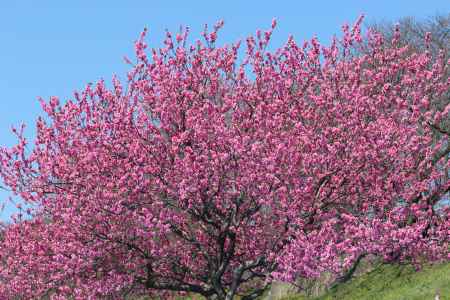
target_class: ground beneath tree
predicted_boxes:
[281,262,450,300]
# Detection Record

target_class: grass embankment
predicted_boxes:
[283,262,450,300]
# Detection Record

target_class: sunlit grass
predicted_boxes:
[282,262,450,300]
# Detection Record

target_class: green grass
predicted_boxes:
[282,262,450,300]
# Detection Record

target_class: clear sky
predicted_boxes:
[0,1,449,220]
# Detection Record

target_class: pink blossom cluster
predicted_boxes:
[0,17,448,299]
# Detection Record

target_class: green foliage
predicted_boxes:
[282,262,450,300]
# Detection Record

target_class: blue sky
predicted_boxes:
[0,1,448,220]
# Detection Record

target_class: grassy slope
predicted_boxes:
[283,262,450,300]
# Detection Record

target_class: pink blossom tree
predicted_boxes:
[0,18,449,299]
